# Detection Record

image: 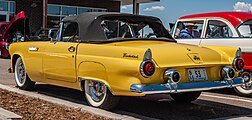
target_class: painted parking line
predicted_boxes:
[201,94,252,103]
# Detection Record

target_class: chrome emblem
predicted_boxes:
[187,53,203,64]
[193,55,201,61]
[123,53,139,59]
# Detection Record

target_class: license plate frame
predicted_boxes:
[188,68,208,82]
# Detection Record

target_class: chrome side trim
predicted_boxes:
[130,77,244,94]
[28,47,38,51]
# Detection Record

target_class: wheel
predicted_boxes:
[84,80,119,110]
[234,71,252,96]
[170,91,201,102]
[14,57,35,90]
[234,85,252,97]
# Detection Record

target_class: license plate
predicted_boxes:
[188,68,208,82]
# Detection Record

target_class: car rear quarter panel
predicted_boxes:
[76,43,155,96]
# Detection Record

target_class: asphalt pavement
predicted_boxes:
[0,58,252,120]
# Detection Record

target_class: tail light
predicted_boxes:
[140,61,155,77]
[140,49,155,78]
[233,58,244,72]
[221,66,235,80]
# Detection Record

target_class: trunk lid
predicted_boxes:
[109,40,225,67]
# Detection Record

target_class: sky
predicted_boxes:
[121,0,252,29]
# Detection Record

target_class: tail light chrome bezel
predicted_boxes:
[140,60,156,78]
[233,57,244,72]
[140,48,156,78]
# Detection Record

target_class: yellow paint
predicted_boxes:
[9,40,239,96]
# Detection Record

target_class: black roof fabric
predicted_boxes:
[62,12,173,42]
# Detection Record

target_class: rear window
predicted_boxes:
[101,20,170,40]
[237,19,252,38]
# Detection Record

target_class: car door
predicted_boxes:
[173,19,205,45]
[199,19,252,52]
[43,21,79,83]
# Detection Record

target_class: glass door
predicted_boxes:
[0,11,8,22]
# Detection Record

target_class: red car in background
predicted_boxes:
[172,12,252,96]
[0,11,29,58]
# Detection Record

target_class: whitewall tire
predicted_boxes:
[14,57,35,90]
[234,85,252,96]
[84,80,119,110]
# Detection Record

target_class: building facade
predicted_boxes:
[0,0,120,33]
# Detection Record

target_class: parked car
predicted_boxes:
[0,22,9,58]
[30,28,58,41]
[171,12,252,96]
[0,11,29,58]
[9,12,247,110]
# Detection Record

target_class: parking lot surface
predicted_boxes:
[0,58,252,120]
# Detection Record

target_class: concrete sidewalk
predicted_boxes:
[0,107,22,120]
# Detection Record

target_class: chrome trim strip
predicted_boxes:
[130,77,244,94]
[28,47,38,51]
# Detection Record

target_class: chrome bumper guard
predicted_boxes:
[130,78,244,94]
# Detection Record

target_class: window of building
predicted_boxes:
[48,5,60,15]
[0,1,15,22]
[62,6,77,16]
[48,4,107,28]
[0,1,8,11]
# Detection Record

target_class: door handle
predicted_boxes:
[68,46,75,52]
[29,47,38,51]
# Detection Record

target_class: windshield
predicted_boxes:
[101,20,172,40]
[237,19,252,38]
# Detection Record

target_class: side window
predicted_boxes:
[206,20,233,38]
[61,22,79,42]
[175,21,204,39]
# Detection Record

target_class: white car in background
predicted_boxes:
[172,11,252,96]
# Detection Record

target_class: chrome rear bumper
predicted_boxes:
[130,78,244,94]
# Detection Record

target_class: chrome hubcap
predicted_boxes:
[17,61,26,84]
[241,81,252,90]
[86,80,106,102]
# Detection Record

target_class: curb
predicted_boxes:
[0,84,155,120]
[0,107,22,120]
[210,114,252,120]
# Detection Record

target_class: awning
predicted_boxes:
[114,0,160,5]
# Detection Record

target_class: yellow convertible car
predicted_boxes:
[9,12,248,110]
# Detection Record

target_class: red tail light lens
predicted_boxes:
[233,58,244,71]
[140,61,155,77]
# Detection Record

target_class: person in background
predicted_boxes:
[179,23,200,38]
[174,22,185,38]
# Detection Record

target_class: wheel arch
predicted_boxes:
[12,54,22,72]
[77,61,111,92]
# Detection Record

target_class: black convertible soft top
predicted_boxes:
[62,12,174,42]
